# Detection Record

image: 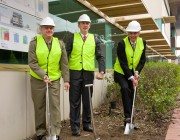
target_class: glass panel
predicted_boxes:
[0,0,126,66]
[0,49,27,64]
[49,0,125,69]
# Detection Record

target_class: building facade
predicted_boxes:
[0,0,179,139]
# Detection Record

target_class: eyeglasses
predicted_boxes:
[42,26,54,30]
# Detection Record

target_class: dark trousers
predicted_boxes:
[114,71,135,119]
[69,70,94,130]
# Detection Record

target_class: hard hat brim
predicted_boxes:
[40,24,55,27]
[78,20,91,23]
[126,29,140,32]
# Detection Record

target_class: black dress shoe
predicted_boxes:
[124,118,131,123]
[124,118,131,127]
[72,129,81,136]
[35,135,45,140]
[83,126,93,132]
[56,136,60,140]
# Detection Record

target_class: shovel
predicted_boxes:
[85,84,100,140]
[46,82,56,140]
[124,87,137,135]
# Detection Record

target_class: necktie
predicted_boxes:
[83,35,86,41]
[132,43,135,51]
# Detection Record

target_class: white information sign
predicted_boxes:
[0,4,37,52]
[0,0,48,52]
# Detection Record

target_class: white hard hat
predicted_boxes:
[40,17,55,27]
[126,20,141,32]
[78,14,91,23]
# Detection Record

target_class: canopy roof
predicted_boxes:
[77,0,177,59]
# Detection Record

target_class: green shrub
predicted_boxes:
[105,73,121,102]
[137,62,180,120]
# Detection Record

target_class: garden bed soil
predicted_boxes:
[59,103,171,140]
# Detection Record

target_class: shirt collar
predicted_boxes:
[80,33,88,38]
[130,40,136,47]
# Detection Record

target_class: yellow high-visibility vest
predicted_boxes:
[114,37,144,74]
[69,33,95,71]
[30,35,62,80]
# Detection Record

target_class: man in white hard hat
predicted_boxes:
[66,14,105,136]
[28,17,70,140]
[114,20,146,128]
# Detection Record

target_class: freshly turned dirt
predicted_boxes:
[59,103,170,140]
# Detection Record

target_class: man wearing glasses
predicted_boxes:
[114,20,146,129]
[28,17,70,140]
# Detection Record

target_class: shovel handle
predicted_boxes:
[85,84,98,140]
[130,87,136,124]
[85,84,93,87]
[46,83,52,136]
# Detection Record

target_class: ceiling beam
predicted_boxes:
[114,14,151,21]
[146,45,167,59]
[146,39,168,46]
[77,0,126,32]
[147,49,172,51]
[100,3,147,17]
[150,45,169,47]
[115,15,158,30]
[87,0,142,8]
[163,16,176,23]
[77,0,176,60]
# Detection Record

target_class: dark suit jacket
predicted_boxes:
[116,37,146,79]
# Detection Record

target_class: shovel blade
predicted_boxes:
[124,123,135,135]
[130,123,134,129]
[124,123,134,135]
[46,135,56,140]
[124,123,130,135]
